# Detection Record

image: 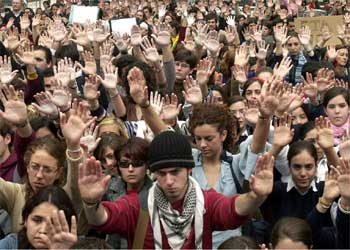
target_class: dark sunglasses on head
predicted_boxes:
[118,160,145,168]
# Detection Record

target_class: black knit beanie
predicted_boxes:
[148,131,195,172]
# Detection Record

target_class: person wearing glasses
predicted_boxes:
[102,137,153,249]
[0,87,92,234]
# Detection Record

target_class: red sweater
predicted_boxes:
[94,190,250,249]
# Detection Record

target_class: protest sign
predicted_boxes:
[110,18,137,36]
[69,5,99,24]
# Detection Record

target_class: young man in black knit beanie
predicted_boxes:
[78,130,275,249]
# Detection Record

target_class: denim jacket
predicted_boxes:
[191,137,259,249]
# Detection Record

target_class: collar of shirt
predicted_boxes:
[317,157,328,182]
[286,175,318,195]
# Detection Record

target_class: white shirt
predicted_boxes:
[286,175,318,195]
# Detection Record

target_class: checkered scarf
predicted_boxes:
[148,176,205,249]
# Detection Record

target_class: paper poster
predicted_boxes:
[69,5,99,24]
[110,18,137,36]
[294,15,344,46]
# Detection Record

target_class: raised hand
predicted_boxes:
[46,81,72,112]
[99,40,114,66]
[193,24,208,47]
[54,59,75,87]
[112,32,129,53]
[273,24,288,44]
[98,62,118,90]
[275,83,295,115]
[196,58,215,87]
[141,37,161,64]
[234,45,249,67]
[250,153,274,197]
[226,16,236,27]
[158,5,167,19]
[256,40,270,60]
[31,14,41,28]
[315,68,333,93]
[52,22,67,42]
[92,25,110,44]
[258,81,279,118]
[20,14,30,31]
[71,24,90,47]
[78,156,111,204]
[273,56,293,80]
[32,92,59,119]
[326,45,338,61]
[80,123,101,154]
[127,67,149,107]
[302,72,318,99]
[16,45,35,65]
[321,167,340,205]
[39,31,54,49]
[232,65,248,84]
[39,210,77,250]
[298,26,311,46]
[182,76,203,104]
[0,56,18,84]
[83,75,100,100]
[242,27,252,42]
[3,28,20,51]
[203,30,221,57]
[160,93,182,120]
[184,13,194,27]
[182,31,196,52]
[149,91,163,115]
[332,79,348,89]
[273,113,294,148]
[252,26,263,42]
[339,138,350,160]
[77,51,97,76]
[337,158,350,200]
[0,85,27,126]
[315,116,334,150]
[287,83,304,112]
[130,25,142,46]
[60,99,96,147]
[151,24,171,48]
[225,25,237,44]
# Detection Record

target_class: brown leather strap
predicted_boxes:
[132,209,150,249]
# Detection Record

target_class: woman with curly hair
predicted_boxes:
[188,103,256,249]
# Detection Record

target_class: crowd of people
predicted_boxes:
[0,0,349,249]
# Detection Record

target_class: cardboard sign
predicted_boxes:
[69,5,99,24]
[294,15,344,46]
[110,18,137,36]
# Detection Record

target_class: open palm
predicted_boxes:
[250,153,274,197]
[78,157,111,203]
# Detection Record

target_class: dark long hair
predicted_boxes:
[271,217,312,249]
[19,186,76,249]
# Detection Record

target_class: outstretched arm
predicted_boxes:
[78,157,110,226]
[127,67,168,135]
[235,153,274,216]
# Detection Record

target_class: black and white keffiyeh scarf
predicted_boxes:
[148,176,205,249]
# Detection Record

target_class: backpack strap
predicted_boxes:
[132,208,149,249]
[221,151,243,194]
[132,179,152,249]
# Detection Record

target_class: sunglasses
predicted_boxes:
[118,160,145,168]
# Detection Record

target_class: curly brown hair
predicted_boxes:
[23,136,65,201]
[188,104,238,151]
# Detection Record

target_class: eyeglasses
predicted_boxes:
[118,160,145,168]
[29,163,58,176]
